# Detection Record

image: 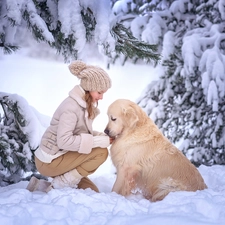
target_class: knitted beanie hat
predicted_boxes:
[69,60,112,91]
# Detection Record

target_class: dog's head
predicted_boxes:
[104,99,146,138]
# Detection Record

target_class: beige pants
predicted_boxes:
[35,147,108,192]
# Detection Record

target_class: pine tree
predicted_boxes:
[0,93,42,186]
[0,0,160,64]
[135,0,225,166]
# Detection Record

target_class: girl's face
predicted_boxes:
[90,90,107,103]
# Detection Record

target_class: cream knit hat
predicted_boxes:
[69,60,112,91]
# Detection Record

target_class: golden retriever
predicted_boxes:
[104,99,207,202]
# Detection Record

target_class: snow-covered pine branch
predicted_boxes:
[0,0,160,64]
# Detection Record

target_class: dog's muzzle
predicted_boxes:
[104,128,110,136]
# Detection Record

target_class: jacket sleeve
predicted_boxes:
[57,111,93,153]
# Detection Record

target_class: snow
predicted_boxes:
[161,31,175,60]
[1,52,225,225]
[219,0,225,20]
[58,0,86,52]
[130,16,148,39]
[182,34,201,75]
[112,0,133,15]
[83,0,111,43]
[142,13,165,45]
[207,80,218,112]
[25,1,54,43]
[6,0,21,25]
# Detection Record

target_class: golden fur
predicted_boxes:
[104,99,207,202]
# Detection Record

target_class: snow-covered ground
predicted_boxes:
[1,53,225,225]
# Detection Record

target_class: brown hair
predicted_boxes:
[84,91,98,119]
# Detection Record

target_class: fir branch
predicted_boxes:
[0,43,19,54]
[111,23,161,64]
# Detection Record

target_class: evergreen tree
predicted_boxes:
[0,0,160,64]
[0,93,46,186]
[128,0,225,166]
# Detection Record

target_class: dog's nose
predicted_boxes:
[104,129,109,135]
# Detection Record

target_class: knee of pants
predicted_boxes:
[94,147,109,162]
[102,147,109,160]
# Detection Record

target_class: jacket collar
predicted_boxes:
[69,85,86,108]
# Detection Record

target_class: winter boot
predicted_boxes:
[26,176,52,193]
[51,168,83,189]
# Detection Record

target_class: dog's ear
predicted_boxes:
[122,105,139,128]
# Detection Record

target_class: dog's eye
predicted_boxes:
[111,116,116,121]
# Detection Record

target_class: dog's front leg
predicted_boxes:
[113,167,139,196]
[121,167,139,196]
[112,168,125,194]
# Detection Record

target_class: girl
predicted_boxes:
[27,60,112,192]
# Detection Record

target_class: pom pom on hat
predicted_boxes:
[69,60,112,92]
[68,60,87,78]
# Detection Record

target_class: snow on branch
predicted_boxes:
[5,0,22,25]
[58,0,86,52]
[142,13,166,45]
[182,34,202,75]
[207,80,218,112]
[23,0,54,43]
